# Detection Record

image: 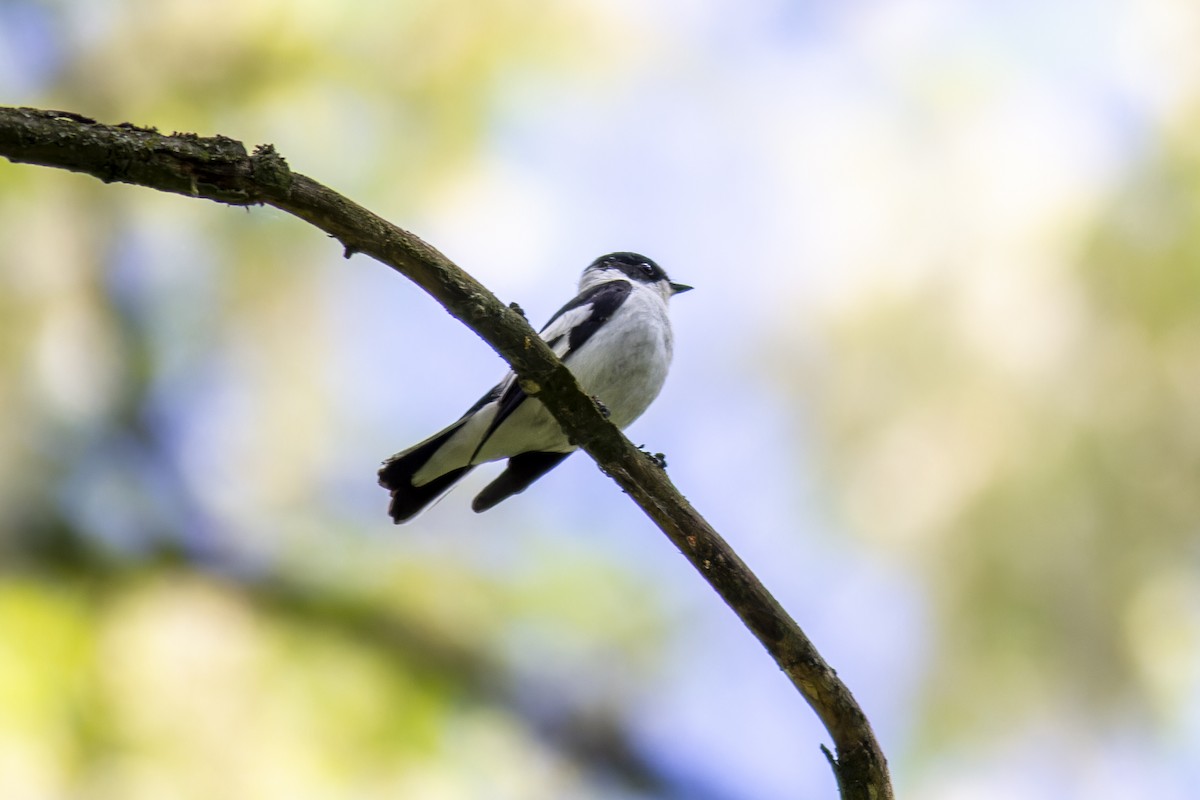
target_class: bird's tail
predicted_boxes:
[378,423,475,524]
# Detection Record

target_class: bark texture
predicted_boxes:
[0,105,893,800]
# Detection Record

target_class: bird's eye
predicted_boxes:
[640,263,655,277]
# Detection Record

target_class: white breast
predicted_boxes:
[568,284,674,428]
[472,283,675,463]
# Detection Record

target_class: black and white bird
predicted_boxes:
[379,252,692,523]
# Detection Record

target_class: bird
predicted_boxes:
[378,251,692,523]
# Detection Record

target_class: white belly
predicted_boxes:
[474,287,674,462]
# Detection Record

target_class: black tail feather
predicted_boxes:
[471,451,572,514]
[384,465,473,523]
[379,422,473,524]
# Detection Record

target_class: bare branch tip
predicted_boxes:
[820,745,845,791]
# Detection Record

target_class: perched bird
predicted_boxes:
[379,252,692,523]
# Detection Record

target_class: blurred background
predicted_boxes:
[2,0,1200,797]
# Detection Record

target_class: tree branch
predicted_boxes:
[0,105,892,799]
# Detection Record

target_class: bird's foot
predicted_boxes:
[508,301,527,319]
[637,444,668,469]
[591,396,611,418]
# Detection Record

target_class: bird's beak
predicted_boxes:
[669,282,694,295]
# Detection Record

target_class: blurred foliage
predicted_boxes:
[0,563,671,799]
[806,109,1200,752]
[0,0,606,551]
[13,0,1200,795]
[0,2,707,798]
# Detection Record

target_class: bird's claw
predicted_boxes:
[591,396,611,418]
[637,444,667,469]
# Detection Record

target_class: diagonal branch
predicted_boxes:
[0,105,892,800]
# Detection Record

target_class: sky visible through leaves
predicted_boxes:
[2,1,1200,798]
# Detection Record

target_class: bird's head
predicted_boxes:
[580,252,693,302]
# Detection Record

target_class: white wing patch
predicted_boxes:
[539,303,595,359]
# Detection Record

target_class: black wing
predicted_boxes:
[540,280,632,358]
[471,451,573,513]
[472,280,633,455]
